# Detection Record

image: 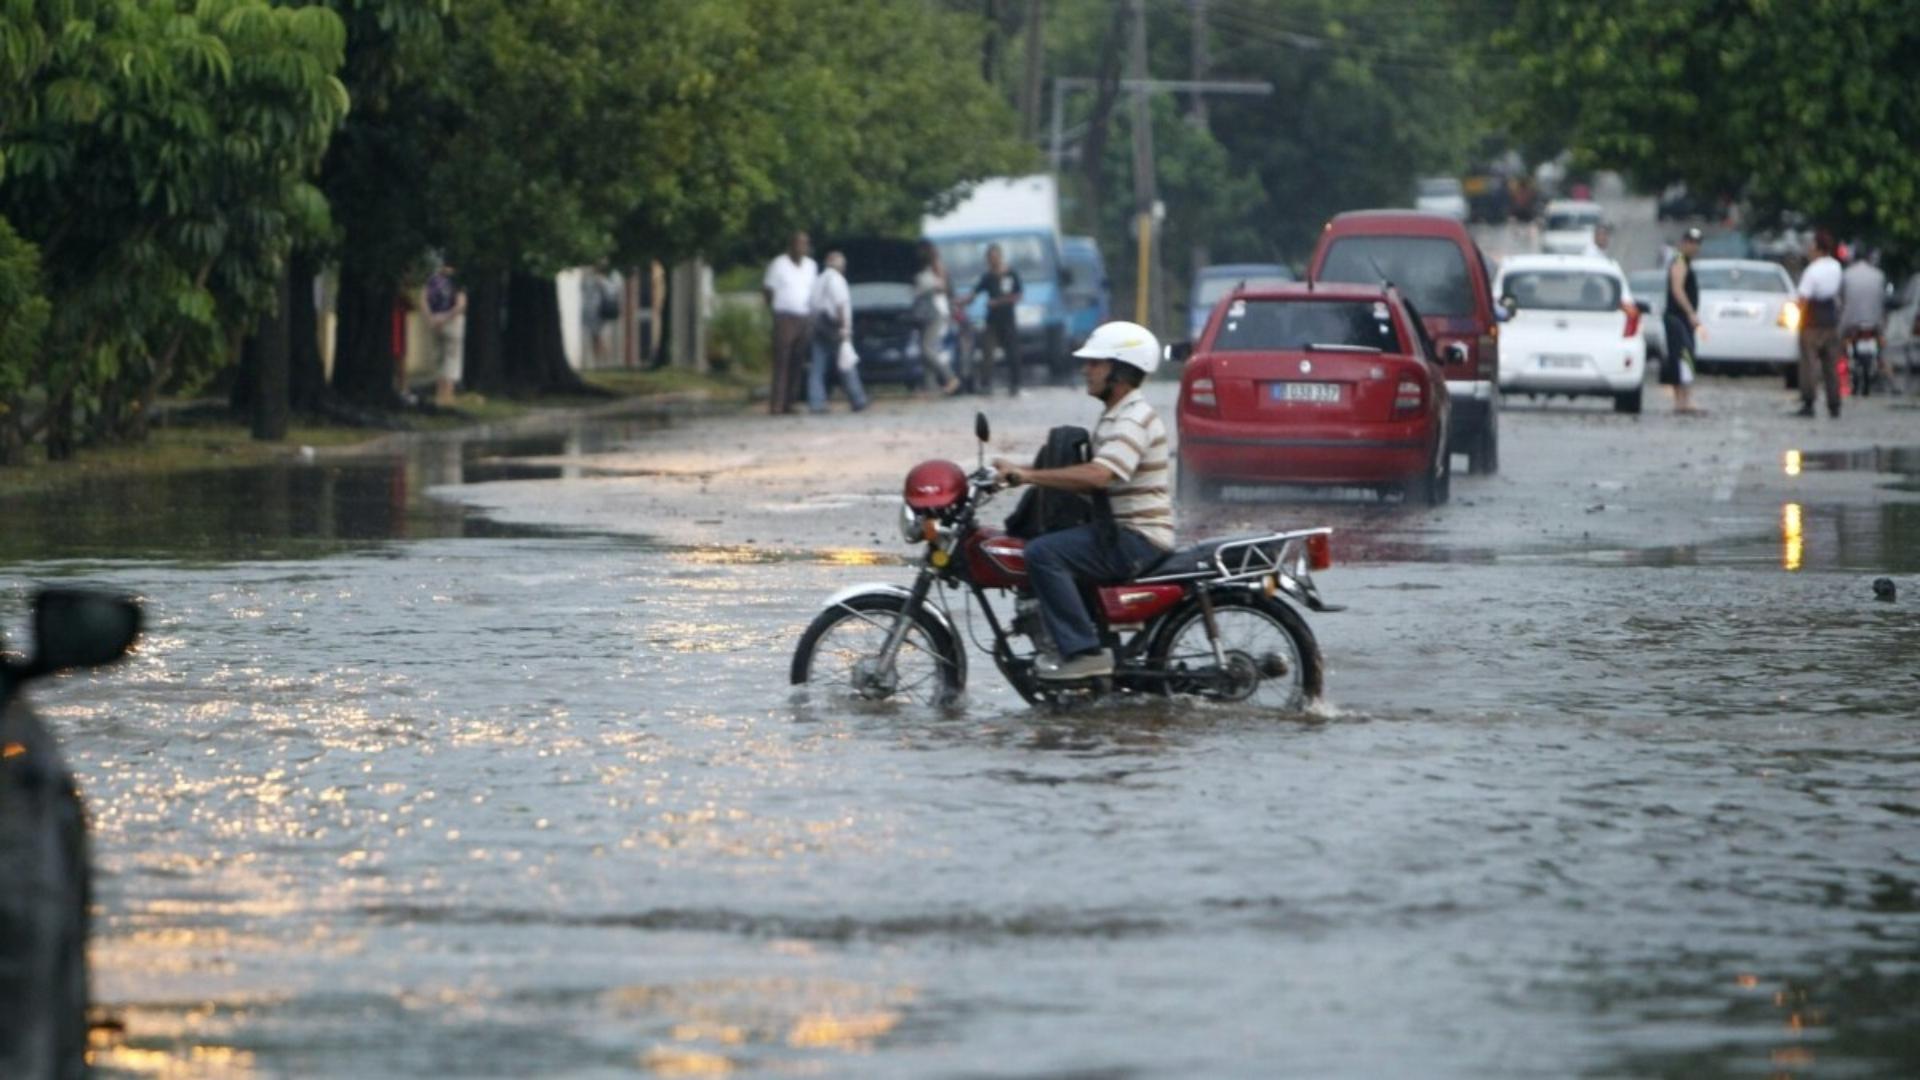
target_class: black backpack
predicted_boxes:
[1003,425,1118,544]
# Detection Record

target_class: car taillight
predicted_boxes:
[1189,376,1217,410]
[1392,377,1424,418]
[1306,531,1332,571]
[1477,331,1497,379]
[1622,302,1641,338]
[1779,301,1802,331]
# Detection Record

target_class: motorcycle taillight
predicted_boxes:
[1306,532,1332,571]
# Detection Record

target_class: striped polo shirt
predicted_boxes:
[1092,388,1175,550]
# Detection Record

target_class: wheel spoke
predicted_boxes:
[802,608,950,705]
[1161,603,1307,710]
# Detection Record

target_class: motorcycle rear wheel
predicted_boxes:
[790,593,964,706]
[1148,591,1323,710]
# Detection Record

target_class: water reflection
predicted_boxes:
[1782,502,1803,571]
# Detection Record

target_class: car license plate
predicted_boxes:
[1719,303,1761,320]
[1269,381,1341,404]
[1537,353,1587,369]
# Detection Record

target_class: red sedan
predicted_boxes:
[1175,282,1452,504]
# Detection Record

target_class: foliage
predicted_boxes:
[1495,0,1920,246]
[0,0,347,456]
[0,217,50,406]
[706,300,771,374]
[1042,0,1482,318]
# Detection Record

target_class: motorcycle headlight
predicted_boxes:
[898,502,922,543]
[1015,303,1045,329]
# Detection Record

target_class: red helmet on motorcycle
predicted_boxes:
[903,459,967,511]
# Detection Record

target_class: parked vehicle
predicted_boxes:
[1,590,142,1080]
[1627,268,1669,361]
[1188,262,1294,342]
[831,237,926,392]
[1494,254,1647,413]
[1462,172,1511,223]
[1414,176,1469,221]
[1309,210,1500,474]
[1688,259,1800,376]
[1884,273,1920,374]
[1060,235,1110,350]
[1174,282,1452,504]
[790,414,1335,710]
[923,175,1075,383]
[1540,199,1605,254]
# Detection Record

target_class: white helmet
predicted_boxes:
[1072,320,1161,377]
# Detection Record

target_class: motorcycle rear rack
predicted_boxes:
[1135,529,1343,611]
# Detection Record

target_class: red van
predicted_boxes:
[1308,211,1501,473]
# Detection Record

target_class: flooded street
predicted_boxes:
[6,380,1920,1078]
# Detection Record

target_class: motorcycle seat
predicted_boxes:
[1135,534,1276,581]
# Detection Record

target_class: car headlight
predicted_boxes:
[898,502,922,543]
[1015,303,1044,329]
[1779,300,1802,331]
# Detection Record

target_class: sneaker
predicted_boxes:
[1035,649,1114,681]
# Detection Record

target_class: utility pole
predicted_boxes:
[1128,0,1158,330]
[1187,0,1210,277]
[1020,0,1046,141]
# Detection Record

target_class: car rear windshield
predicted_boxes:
[1546,209,1602,231]
[1318,236,1474,317]
[1695,265,1788,293]
[1195,274,1293,308]
[1211,299,1405,352]
[850,282,914,309]
[1501,270,1622,312]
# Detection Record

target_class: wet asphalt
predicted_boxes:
[3,200,1919,1077]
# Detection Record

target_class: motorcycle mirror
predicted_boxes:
[974,412,990,444]
[17,589,142,681]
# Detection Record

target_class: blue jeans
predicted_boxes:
[1024,524,1167,658]
[808,335,868,412]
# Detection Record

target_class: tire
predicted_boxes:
[1148,591,1323,710]
[1784,365,1800,391]
[1405,447,1447,506]
[1613,385,1643,414]
[790,592,964,705]
[1430,445,1451,505]
[1467,418,1499,475]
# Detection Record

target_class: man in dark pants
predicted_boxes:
[1662,227,1704,415]
[958,244,1024,397]
[1795,229,1845,418]
[762,231,817,414]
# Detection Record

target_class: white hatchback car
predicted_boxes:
[1690,259,1799,374]
[1540,199,1604,255]
[1495,254,1647,413]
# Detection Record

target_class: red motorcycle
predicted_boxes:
[790,414,1339,709]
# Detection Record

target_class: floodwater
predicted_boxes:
[4,417,1919,1079]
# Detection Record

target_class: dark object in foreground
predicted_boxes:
[0,590,141,1080]
[1873,577,1897,602]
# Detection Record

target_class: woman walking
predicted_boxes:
[913,241,961,395]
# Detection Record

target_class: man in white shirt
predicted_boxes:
[762,231,817,415]
[805,251,868,413]
[1794,229,1844,417]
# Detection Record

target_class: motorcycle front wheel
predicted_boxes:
[790,593,964,706]
[1148,591,1323,711]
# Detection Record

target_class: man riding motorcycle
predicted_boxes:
[991,321,1174,681]
[1841,247,1894,393]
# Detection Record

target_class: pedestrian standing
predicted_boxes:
[957,244,1024,397]
[763,231,817,415]
[913,241,961,395]
[1661,227,1705,415]
[580,262,621,369]
[1795,229,1845,418]
[425,262,466,407]
[806,251,868,413]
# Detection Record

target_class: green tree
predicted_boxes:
[1495,1,1920,245]
[0,0,347,460]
